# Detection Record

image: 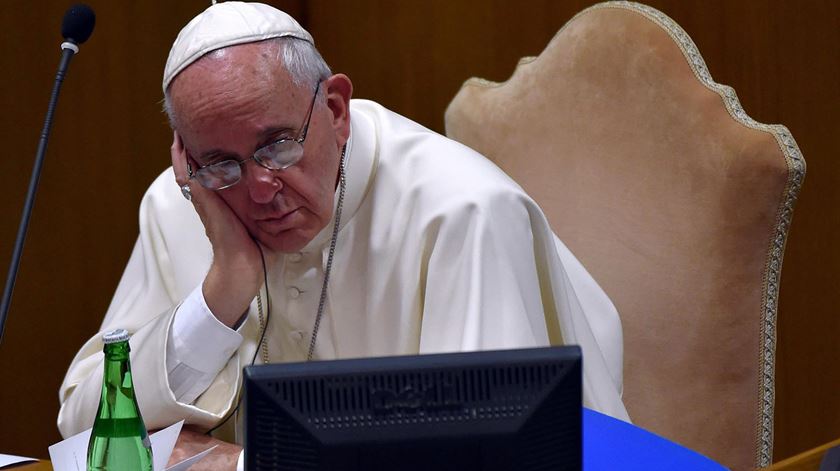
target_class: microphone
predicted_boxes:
[61,4,96,52]
[0,4,96,345]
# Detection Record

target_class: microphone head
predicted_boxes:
[61,4,96,45]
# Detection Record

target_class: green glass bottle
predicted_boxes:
[87,329,153,471]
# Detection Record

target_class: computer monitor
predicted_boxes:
[243,346,582,471]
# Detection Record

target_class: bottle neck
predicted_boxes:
[104,340,130,362]
[98,340,140,417]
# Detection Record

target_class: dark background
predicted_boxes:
[0,0,837,465]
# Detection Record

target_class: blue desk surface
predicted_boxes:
[584,408,729,470]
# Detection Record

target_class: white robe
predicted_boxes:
[57,99,629,440]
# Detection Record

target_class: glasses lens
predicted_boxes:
[195,161,241,189]
[254,140,304,170]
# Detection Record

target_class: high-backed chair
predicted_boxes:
[444,2,805,470]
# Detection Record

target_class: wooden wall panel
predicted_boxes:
[0,0,836,464]
[0,0,213,454]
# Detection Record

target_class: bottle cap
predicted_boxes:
[102,328,130,344]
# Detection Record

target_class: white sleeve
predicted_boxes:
[166,285,244,404]
[237,450,245,471]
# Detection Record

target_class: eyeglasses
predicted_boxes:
[187,81,321,190]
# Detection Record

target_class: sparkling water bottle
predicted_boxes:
[87,328,153,470]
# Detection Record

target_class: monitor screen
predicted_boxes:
[243,346,582,471]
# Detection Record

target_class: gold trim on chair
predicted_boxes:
[454,2,805,468]
[582,4,806,467]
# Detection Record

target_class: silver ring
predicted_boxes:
[180,184,192,201]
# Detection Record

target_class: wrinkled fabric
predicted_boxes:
[58,100,629,441]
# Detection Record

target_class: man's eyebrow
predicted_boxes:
[194,126,297,163]
[253,126,296,149]
[198,149,240,164]
[258,126,295,141]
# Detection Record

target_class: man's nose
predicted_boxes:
[244,162,282,204]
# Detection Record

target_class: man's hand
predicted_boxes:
[166,425,241,470]
[171,131,267,327]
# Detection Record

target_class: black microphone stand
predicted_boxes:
[0,43,80,345]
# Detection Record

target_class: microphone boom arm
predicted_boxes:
[0,46,77,345]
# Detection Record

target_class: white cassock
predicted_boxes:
[57,100,629,441]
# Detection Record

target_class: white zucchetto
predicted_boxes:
[162,1,313,93]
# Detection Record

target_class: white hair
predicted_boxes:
[162,37,332,129]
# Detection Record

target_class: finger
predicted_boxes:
[171,151,231,231]
[170,132,209,208]
[170,130,189,186]
[183,155,217,210]
[170,131,216,206]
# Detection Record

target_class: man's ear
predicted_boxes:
[324,74,353,146]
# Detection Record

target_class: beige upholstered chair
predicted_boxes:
[445,2,805,470]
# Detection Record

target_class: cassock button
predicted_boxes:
[288,253,303,262]
[287,287,301,299]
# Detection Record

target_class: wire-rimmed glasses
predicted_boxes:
[187,81,321,190]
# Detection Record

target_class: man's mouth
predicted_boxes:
[254,209,300,234]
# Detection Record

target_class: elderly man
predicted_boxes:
[58,2,627,469]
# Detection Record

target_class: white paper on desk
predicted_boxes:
[148,420,183,471]
[0,453,38,468]
[48,420,213,471]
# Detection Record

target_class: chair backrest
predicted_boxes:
[444,2,805,470]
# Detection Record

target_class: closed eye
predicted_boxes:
[257,134,295,152]
[203,153,241,167]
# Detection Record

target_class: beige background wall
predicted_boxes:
[0,0,836,465]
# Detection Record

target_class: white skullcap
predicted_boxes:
[162,1,313,93]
